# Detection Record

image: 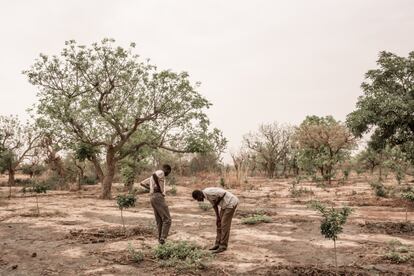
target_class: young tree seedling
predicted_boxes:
[310,201,352,271]
[32,184,47,216]
[401,191,414,223]
[116,194,136,231]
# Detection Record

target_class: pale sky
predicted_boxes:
[0,0,413,160]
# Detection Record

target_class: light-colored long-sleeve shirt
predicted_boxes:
[202,187,239,209]
[140,170,166,196]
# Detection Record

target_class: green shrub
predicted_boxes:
[169,185,177,196]
[116,194,136,230]
[128,243,144,263]
[384,240,414,264]
[198,202,212,211]
[154,241,212,270]
[309,201,352,269]
[369,180,388,197]
[241,214,272,225]
[289,183,314,198]
[219,177,226,188]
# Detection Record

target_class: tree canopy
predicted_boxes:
[24,38,224,198]
[347,51,414,162]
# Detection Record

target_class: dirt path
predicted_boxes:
[1,177,414,275]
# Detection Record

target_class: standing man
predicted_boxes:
[140,164,172,244]
[192,187,239,253]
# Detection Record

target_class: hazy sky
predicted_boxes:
[0,0,413,159]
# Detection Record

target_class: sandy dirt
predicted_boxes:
[1,175,414,275]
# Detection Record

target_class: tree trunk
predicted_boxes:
[8,168,15,199]
[334,239,338,271]
[101,148,116,199]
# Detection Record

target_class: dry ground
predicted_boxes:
[1,174,414,275]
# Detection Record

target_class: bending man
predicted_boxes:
[192,187,239,253]
[140,164,172,244]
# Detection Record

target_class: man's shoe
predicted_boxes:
[212,246,227,254]
[209,245,220,251]
[159,239,165,245]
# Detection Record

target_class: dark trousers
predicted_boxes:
[215,206,237,248]
[150,193,171,240]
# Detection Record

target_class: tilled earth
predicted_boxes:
[1,175,414,275]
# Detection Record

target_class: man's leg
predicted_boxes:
[150,196,162,241]
[211,208,222,250]
[213,207,236,253]
[154,195,172,241]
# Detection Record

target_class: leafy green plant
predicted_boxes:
[219,177,226,188]
[198,202,212,211]
[309,201,352,270]
[116,194,136,231]
[241,214,272,225]
[289,183,314,198]
[384,240,414,264]
[170,184,177,196]
[154,241,212,270]
[128,243,144,263]
[369,180,388,197]
[32,183,48,216]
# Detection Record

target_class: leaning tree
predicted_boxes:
[347,51,414,163]
[24,38,223,199]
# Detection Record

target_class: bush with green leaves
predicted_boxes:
[369,180,388,198]
[154,241,212,271]
[241,214,272,225]
[198,202,212,211]
[116,194,136,230]
[309,201,352,269]
[384,240,414,264]
[32,183,48,215]
[289,182,314,198]
[128,243,144,263]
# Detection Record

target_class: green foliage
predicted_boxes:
[154,241,212,270]
[116,194,136,210]
[369,180,388,198]
[219,177,226,188]
[402,191,414,202]
[295,116,356,184]
[289,182,314,198]
[309,201,352,241]
[169,184,177,196]
[347,51,414,163]
[198,202,212,211]
[32,184,48,194]
[384,240,414,264]
[24,38,225,198]
[20,163,46,178]
[128,243,144,263]
[241,214,272,225]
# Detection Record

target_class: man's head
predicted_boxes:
[162,164,172,176]
[192,189,204,201]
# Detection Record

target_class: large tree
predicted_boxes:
[24,39,222,199]
[295,116,356,185]
[0,115,41,189]
[347,51,414,162]
[243,122,292,178]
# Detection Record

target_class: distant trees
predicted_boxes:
[243,123,293,178]
[347,51,414,163]
[295,116,356,185]
[0,115,41,189]
[24,39,224,199]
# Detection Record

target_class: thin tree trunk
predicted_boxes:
[102,149,116,199]
[36,194,40,216]
[8,168,15,199]
[120,209,125,231]
[334,239,338,273]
